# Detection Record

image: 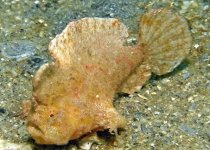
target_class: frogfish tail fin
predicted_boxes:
[140,9,192,75]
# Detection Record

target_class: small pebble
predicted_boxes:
[206,82,210,90]
[78,141,94,150]
[182,72,192,79]
[188,102,197,111]
[0,40,36,61]
[179,124,197,136]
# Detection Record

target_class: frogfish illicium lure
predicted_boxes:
[26,9,192,145]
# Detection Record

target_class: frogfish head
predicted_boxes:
[27,105,75,145]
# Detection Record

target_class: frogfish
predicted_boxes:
[26,9,192,145]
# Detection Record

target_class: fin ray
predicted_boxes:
[140,9,192,75]
[118,62,151,94]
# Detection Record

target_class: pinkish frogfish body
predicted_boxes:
[27,9,192,145]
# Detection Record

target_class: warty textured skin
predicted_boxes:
[26,9,192,145]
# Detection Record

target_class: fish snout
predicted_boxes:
[27,105,72,145]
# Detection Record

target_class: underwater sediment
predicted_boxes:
[0,0,209,149]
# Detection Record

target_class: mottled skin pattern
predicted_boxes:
[26,9,192,145]
[27,18,145,145]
